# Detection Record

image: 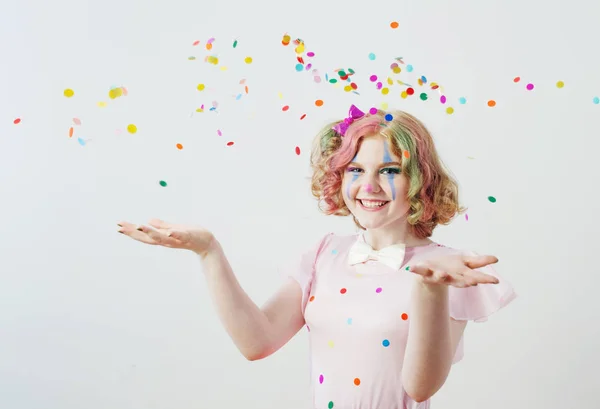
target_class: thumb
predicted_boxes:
[464,254,498,269]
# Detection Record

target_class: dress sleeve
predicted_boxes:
[449,250,518,364]
[282,233,332,315]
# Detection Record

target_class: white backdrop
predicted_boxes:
[1,0,599,408]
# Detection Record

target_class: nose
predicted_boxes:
[362,176,382,194]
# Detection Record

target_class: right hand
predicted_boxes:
[117,218,217,256]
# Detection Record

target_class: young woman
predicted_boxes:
[117,105,517,409]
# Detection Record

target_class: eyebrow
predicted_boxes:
[349,161,402,167]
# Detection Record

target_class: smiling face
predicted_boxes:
[341,134,411,231]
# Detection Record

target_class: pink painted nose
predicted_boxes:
[364,184,373,193]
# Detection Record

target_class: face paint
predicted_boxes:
[365,184,373,193]
[383,141,397,200]
[346,152,359,200]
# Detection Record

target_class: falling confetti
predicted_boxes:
[368,53,376,60]
[556,81,565,88]
[488,196,497,203]
[300,114,306,120]
[513,77,521,83]
[192,40,200,46]
[64,89,74,98]
[244,56,253,64]
[459,97,467,104]
[295,146,301,155]
[282,105,289,111]
[390,21,399,29]
[593,96,599,104]
[127,124,137,134]
[197,83,205,91]
[159,180,168,187]
[446,107,454,114]
[233,39,238,48]
[419,93,428,101]
[526,83,534,90]
[77,137,86,146]
[69,127,74,138]
[13,118,21,124]
[487,100,496,107]
[315,99,324,107]
[176,143,183,150]
[226,141,234,146]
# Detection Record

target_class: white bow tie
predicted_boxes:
[348,239,406,270]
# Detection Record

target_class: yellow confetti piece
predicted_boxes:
[387,77,393,85]
[401,90,408,99]
[277,92,283,99]
[188,56,196,60]
[64,89,74,98]
[127,124,137,134]
[97,101,107,108]
[381,87,390,95]
[109,88,123,99]
[392,66,401,74]
[244,56,253,64]
[556,81,565,88]
[380,102,389,110]
[197,83,205,91]
[219,66,228,71]
[295,43,305,54]
[446,107,454,114]
[344,85,352,92]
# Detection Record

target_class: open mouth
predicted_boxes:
[357,199,390,211]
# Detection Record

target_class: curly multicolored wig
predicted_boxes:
[310,108,466,239]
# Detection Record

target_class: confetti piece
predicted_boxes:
[77,137,86,146]
[488,196,497,203]
[217,129,222,136]
[127,124,137,134]
[300,113,307,120]
[369,75,378,82]
[328,401,334,409]
[400,90,408,99]
[459,97,467,104]
[354,378,361,386]
[307,51,315,57]
[226,141,234,146]
[401,313,408,320]
[176,143,183,150]
[295,146,301,155]
[295,63,303,72]
[69,127,74,138]
[192,40,200,46]
[419,93,428,101]
[487,100,496,107]
[369,107,378,115]
[188,56,196,60]
[465,214,469,221]
[14,118,21,124]
[513,77,521,83]
[159,180,167,187]
[244,56,253,64]
[282,33,291,45]
[446,107,454,114]
[406,87,414,95]
[406,64,413,72]
[72,118,81,125]
[384,113,393,121]
[282,105,289,111]
[526,83,534,90]
[233,39,238,48]
[556,81,565,88]
[403,150,410,159]
[368,52,376,60]
[390,21,399,29]
[380,102,388,110]
[593,96,599,104]
[197,83,205,91]
[64,89,74,98]
[315,99,324,107]
[98,101,107,108]
[381,88,389,95]
[382,339,390,347]
[440,95,447,104]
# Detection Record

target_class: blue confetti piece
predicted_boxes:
[593,96,599,105]
[235,94,242,100]
[459,97,467,104]
[368,52,376,61]
[384,113,393,121]
[77,138,86,146]
[347,318,353,325]
[295,63,304,72]
[406,64,413,72]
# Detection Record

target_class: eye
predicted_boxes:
[380,167,401,175]
[346,167,363,173]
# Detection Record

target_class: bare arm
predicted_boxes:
[401,278,467,402]
[200,238,305,361]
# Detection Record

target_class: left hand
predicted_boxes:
[409,254,500,288]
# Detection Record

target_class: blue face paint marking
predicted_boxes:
[346,152,359,200]
[383,141,397,200]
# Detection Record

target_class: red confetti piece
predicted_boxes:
[13,118,21,124]
[73,118,81,125]
[406,87,414,95]
[282,105,289,111]
[513,77,521,83]
[295,146,301,155]
[192,40,200,46]
[226,141,234,146]
[300,113,307,120]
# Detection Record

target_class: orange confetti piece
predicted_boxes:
[69,127,74,138]
[354,378,361,386]
[390,21,399,29]
[176,143,183,150]
[403,150,410,159]
[315,99,324,107]
[513,77,520,83]
[487,100,496,107]
[245,86,249,94]
[206,43,212,50]
[226,141,234,146]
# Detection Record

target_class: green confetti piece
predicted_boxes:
[488,196,496,203]
[233,40,238,48]
[419,93,428,101]
[328,402,334,409]
[159,180,168,187]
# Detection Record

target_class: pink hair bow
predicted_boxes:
[332,104,365,136]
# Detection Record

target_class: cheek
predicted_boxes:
[342,173,360,200]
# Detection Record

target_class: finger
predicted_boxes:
[409,263,434,277]
[117,222,158,245]
[137,225,168,244]
[166,230,189,242]
[469,269,500,284]
[147,218,172,229]
[464,255,498,269]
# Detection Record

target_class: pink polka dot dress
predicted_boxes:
[287,232,517,409]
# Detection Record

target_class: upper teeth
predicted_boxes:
[360,200,387,208]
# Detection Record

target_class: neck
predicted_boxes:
[362,226,432,250]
